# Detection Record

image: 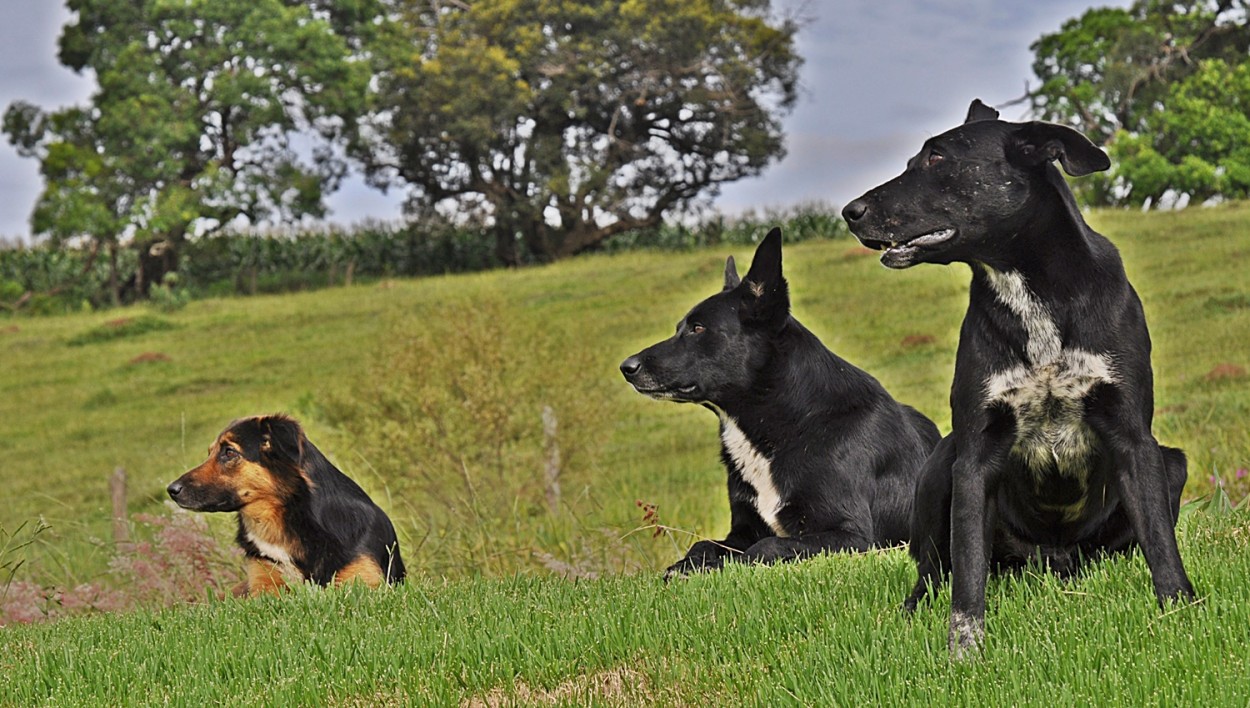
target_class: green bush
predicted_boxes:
[323,298,621,578]
[1,205,849,314]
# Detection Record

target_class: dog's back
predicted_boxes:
[298,440,407,584]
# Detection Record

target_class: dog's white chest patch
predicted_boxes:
[720,416,788,536]
[244,528,301,579]
[981,268,1117,478]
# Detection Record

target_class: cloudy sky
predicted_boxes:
[0,0,1127,238]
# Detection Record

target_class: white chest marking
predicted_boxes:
[720,416,787,536]
[981,267,1117,479]
[245,529,301,578]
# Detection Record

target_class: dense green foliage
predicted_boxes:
[1029,0,1250,206]
[0,205,844,312]
[4,0,802,295]
[353,0,802,264]
[2,0,368,302]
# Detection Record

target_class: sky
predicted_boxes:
[0,0,1128,239]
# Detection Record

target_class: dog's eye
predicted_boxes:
[927,152,944,167]
[218,447,239,463]
[690,324,705,335]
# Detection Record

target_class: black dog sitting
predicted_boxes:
[620,228,940,578]
[843,99,1194,656]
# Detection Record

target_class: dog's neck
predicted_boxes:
[707,321,878,440]
[239,502,304,569]
[970,176,1103,289]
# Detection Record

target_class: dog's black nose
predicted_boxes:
[167,480,184,499]
[842,199,868,222]
[620,356,642,378]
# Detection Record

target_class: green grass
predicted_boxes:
[1,204,1249,702]
[1,509,1247,705]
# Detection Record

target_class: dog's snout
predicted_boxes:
[167,480,184,499]
[842,199,869,223]
[620,356,643,378]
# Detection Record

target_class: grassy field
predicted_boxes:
[1,203,1249,702]
[1,508,1247,704]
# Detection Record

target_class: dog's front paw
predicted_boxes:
[662,555,723,581]
[948,610,985,660]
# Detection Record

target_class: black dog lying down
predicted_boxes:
[168,415,405,596]
[843,100,1194,656]
[621,228,940,577]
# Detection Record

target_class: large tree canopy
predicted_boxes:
[1028,0,1250,207]
[3,0,368,300]
[353,0,801,264]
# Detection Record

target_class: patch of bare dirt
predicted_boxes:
[128,352,171,365]
[1204,363,1246,381]
[463,666,653,708]
[900,334,936,348]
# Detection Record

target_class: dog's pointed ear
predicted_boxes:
[259,415,304,465]
[723,255,741,291]
[965,98,999,123]
[740,227,789,327]
[1013,122,1110,176]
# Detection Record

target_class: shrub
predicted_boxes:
[0,506,240,626]
[323,298,619,577]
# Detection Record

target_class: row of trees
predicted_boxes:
[1028,0,1250,207]
[3,0,802,303]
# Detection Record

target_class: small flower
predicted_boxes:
[1237,468,1247,480]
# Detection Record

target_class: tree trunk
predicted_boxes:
[494,225,520,267]
[107,242,121,307]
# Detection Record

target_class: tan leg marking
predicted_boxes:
[335,555,386,588]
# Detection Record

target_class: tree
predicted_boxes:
[1027,0,1250,207]
[3,0,369,302]
[352,0,801,265]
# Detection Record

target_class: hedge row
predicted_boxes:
[0,204,847,314]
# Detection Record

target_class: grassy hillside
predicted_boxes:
[1,203,1248,701]
[2,203,1247,580]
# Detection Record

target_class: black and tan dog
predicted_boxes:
[167,415,405,596]
[843,99,1194,656]
[621,228,940,577]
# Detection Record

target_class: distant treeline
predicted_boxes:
[0,205,846,315]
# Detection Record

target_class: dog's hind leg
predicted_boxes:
[904,435,955,613]
[1161,446,1188,524]
[334,555,386,589]
[1089,400,1195,605]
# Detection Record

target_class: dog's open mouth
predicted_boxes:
[633,383,699,400]
[870,228,956,268]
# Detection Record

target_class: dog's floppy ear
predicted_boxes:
[1013,122,1110,176]
[259,414,304,466]
[740,227,789,327]
[965,98,999,123]
[723,255,741,291]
